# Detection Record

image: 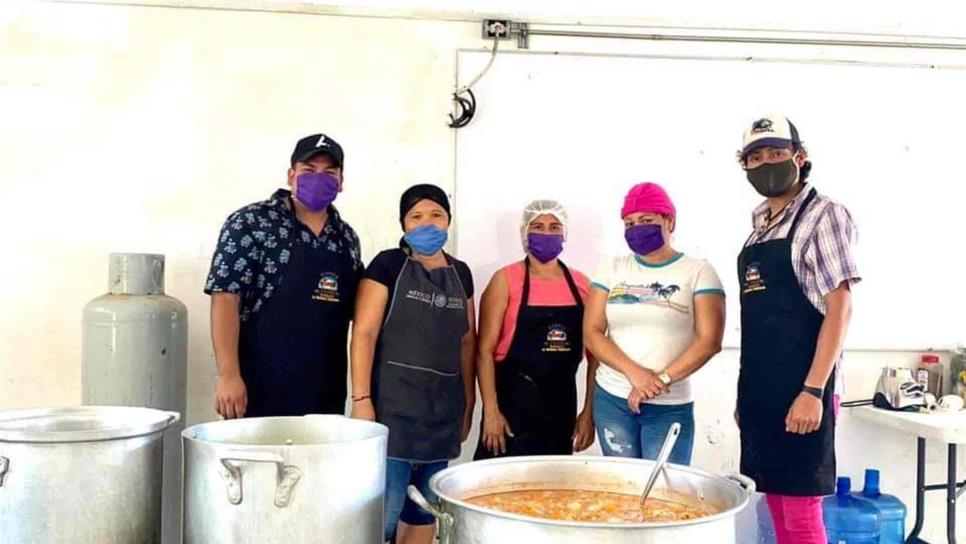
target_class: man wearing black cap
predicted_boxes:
[204,134,363,418]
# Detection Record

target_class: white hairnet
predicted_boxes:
[520,199,569,250]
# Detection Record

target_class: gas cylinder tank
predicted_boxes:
[82,253,187,544]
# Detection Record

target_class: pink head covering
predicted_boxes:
[621,182,676,219]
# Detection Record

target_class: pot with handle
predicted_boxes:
[183,414,388,544]
[0,406,180,544]
[408,455,755,544]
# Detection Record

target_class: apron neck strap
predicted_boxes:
[744,187,819,246]
[787,188,818,238]
[521,258,583,308]
[406,250,454,268]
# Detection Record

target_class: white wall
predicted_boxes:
[57,0,966,36]
[3,2,966,540]
[452,49,966,351]
[1,1,475,415]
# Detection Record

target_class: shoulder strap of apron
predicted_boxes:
[742,227,759,248]
[742,187,819,246]
[521,258,533,307]
[521,258,583,308]
[557,260,584,308]
[441,252,470,299]
[381,257,411,329]
[787,188,819,239]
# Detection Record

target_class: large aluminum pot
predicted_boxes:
[408,455,755,544]
[183,415,388,544]
[0,406,180,544]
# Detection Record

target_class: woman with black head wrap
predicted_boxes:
[349,184,476,544]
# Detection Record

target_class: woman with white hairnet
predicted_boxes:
[473,199,599,459]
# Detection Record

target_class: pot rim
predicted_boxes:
[0,406,179,443]
[182,414,389,447]
[429,455,753,529]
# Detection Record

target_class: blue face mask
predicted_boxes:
[404,225,448,256]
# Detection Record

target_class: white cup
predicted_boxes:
[938,395,964,412]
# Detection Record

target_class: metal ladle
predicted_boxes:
[640,422,682,505]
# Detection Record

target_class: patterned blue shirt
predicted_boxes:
[204,189,363,322]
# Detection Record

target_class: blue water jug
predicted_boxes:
[855,469,906,544]
[755,494,777,543]
[824,477,880,544]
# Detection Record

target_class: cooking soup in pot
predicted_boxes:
[466,489,714,523]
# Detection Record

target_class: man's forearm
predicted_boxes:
[805,286,852,389]
[211,294,242,378]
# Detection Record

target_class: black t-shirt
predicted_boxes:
[364,248,474,298]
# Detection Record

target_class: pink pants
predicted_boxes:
[763,395,839,544]
[766,494,826,544]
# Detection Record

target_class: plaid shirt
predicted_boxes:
[745,183,861,314]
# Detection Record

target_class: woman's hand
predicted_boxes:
[482,408,514,454]
[461,406,475,442]
[350,398,375,421]
[627,388,652,415]
[572,410,596,452]
[626,366,667,402]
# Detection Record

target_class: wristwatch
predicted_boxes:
[801,385,824,400]
[658,371,673,386]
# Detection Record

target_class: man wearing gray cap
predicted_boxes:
[204,133,363,419]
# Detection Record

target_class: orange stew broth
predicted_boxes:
[465,489,714,523]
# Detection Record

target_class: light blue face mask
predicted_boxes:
[404,225,448,256]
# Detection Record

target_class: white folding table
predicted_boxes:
[856,406,966,543]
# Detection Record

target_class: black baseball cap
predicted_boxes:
[290,133,344,168]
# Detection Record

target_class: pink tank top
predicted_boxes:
[494,261,590,362]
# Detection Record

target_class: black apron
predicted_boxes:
[373,254,470,461]
[239,215,357,418]
[474,259,584,459]
[737,188,836,496]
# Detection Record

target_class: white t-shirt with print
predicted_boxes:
[592,253,724,405]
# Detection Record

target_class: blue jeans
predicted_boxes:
[593,384,695,465]
[384,458,448,542]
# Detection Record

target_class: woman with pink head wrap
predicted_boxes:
[620,182,677,219]
[583,182,726,465]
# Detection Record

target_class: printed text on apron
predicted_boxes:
[374,254,470,461]
[475,258,584,459]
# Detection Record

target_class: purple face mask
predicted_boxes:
[624,223,665,256]
[295,172,339,212]
[527,233,564,263]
